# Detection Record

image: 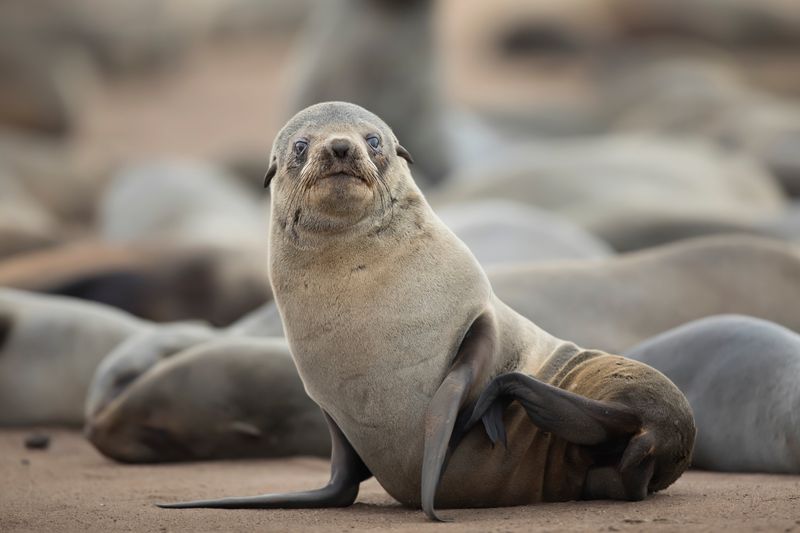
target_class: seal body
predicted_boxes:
[626,314,800,474]
[488,235,800,354]
[436,199,612,266]
[86,336,330,463]
[268,102,694,509]
[0,240,270,327]
[0,288,145,425]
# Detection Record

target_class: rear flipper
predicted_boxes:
[466,372,656,500]
[156,411,371,509]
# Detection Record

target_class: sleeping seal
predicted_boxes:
[0,240,270,327]
[159,102,694,520]
[0,288,146,425]
[625,315,800,474]
[85,322,217,421]
[488,235,800,354]
[86,337,329,463]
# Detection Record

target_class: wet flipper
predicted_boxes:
[466,372,641,446]
[156,411,371,509]
[421,312,497,522]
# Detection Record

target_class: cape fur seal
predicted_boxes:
[437,199,612,265]
[86,336,329,463]
[488,235,800,354]
[160,102,694,520]
[85,322,217,421]
[0,240,270,327]
[98,159,268,248]
[625,315,800,474]
[0,288,146,425]
[436,136,786,251]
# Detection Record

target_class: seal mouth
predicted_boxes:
[321,172,369,184]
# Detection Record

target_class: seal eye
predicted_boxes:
[366,135,380,150]
[294,140,308,156]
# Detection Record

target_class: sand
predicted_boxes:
[1,429,799,532]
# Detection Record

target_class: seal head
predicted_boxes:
[264,102,413,246]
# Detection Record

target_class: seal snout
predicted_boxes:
[328,138,352,160]
[314,135,372,185]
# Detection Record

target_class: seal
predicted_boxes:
[159,102,695,520]
[625,314,800,474]
[0,288,146,426]
[85,322,217,421]
[0,240,270,327]
[488,235,800,354]
[436,199,612,266]
[98,159,268,248]
[439,136,786,251]
[86,336,330,463]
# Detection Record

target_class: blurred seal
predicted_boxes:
[0,240,270,327]
[85,322,217,421]
[0,288,146,426]
[86,336,329,463]
[489,235,800,354]
[626,315,800,474]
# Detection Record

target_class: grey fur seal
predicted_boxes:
[488,235,800,354]
[0,288,146,425]
[159,102,694,520]
[437,136,786,251]
[86,336,329,463]
[625,315,800,474]
[0,240,270,326]
[85,322,217,421]
[437,199,612,265]
[98,159,268,248]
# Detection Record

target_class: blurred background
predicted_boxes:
[1,0,800,325]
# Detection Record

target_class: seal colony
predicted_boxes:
[159,102,695,521]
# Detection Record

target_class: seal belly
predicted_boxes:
[431,345,606,508]
[435,404,593,508]
[434,347,664,508]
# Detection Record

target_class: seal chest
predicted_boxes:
[271,206,492,500]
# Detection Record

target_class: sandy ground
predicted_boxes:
[1,429,799,532]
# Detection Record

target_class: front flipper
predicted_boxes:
[421,312,497,522]
[466,372,641,447]
[157,412,371,509]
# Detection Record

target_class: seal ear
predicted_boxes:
[396,144,414,165]
[263,158,277,188]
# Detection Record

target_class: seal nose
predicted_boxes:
[329,139,351,159]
